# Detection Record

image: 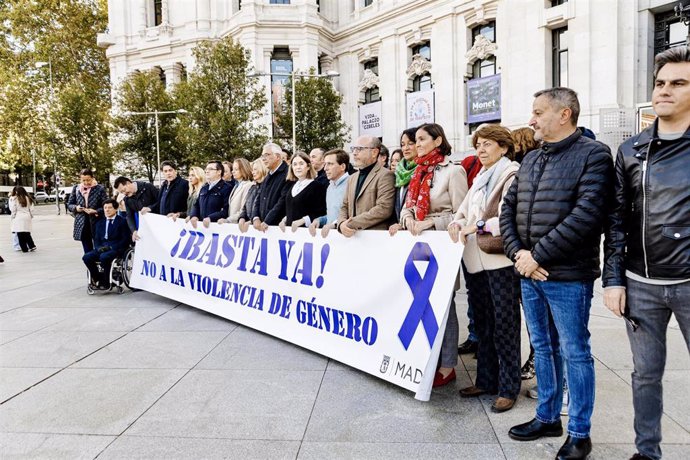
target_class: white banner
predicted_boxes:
[358,101,383,138]
[406,90,435,128]
[131,214,463,401]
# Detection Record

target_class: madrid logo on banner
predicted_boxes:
[406,90,435,128]
[131,214,463,401]
[358,101,383,138]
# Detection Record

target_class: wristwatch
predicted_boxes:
[476,219,486,235]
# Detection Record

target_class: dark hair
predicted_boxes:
[310,147,326,157]
[11,186,32,207]
[378,144,389,167]
[324,148,350,166]
[472,124,515,160]
[391,148,403,158]
[416,123,452,156]
[400,127,417,144]
[207,160,224,173]
[103,198,118,209]
[287,151,316,181]
[533,87,580,125]
[160,160,176,170]
[654,46,690,79]
[79,168,94,177]
[113,176,132,188]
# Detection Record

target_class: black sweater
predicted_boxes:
[285,181,327,226]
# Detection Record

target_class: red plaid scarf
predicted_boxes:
[405,148,445,221]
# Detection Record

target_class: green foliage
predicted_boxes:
[277,68,350,153]
[174,37,268,164]
[112,71,180,183]
[0,0,111,185]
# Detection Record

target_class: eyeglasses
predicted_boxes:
[350,146,371,153]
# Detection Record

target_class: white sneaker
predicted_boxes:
[527,384,538,399]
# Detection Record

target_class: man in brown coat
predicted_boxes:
[336,135,395,237]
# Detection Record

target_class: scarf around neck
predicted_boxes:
[405,148,445,221]
[395,158,417,187]
[472,156,511,208]
[79,181,97,205]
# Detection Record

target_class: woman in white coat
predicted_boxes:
[448,124,521,413]
[10,186,36,253]
[220,158,254,224]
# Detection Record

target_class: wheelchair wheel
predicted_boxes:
[122,247,135,288]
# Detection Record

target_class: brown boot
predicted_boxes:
[459,385,487,397]
[491,397,515,413]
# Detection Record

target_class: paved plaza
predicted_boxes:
[0,206,688,459]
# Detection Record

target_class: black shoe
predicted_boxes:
[556,435,592,460]
[629,454,652,460]
[508,418,563,441]
[458,339,478,355]
[521,357,535,380]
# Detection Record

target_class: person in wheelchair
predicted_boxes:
[83,199,131,289]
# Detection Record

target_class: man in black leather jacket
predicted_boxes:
[603,47,690,460]
[500,87,614,460]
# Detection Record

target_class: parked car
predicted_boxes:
[33,192,49,203]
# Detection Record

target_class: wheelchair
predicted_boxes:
[86,246,135,295]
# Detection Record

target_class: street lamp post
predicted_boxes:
[35,59,60,215]
[122,109,188,183]
[248,70,339,154]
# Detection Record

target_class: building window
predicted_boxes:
[363,0,374,7]
[363,59,380,103]
[550,0,568,6]
[412,42,431,61]
[269,0,290,4]
[154,0,163,26]
[270,48,293,138]
[552,27,568,87]
[654,9,687,55]
[471,21,496,79]
[179,64,187,82]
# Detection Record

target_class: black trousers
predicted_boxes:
[466,266,522,399]
[80,221,94,253]
[16,232,36,252]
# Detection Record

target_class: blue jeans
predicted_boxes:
[626,278,690,460]
[521,279,595,438]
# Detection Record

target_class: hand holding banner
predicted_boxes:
[131,214,463,400]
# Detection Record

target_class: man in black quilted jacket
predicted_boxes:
[500,87,614,460]
[603,47,690,460]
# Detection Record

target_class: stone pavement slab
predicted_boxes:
[0,208,688,459]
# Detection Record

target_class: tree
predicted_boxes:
[174,37,268,164]
[111,71,180,183]
[0,0,111,186]
[277,68,350,153]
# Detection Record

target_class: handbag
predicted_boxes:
[476,171,516,254]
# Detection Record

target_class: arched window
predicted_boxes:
[411,42,431,92]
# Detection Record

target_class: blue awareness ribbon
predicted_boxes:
[398,242,439,350]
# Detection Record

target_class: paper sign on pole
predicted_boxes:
[358,101,383,137]
[131,214,463,401]
[406,90,435,128]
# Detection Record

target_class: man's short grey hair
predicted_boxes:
[263,142,282,155]
[369,137,382,152]
[654,46,690,79]
[533,87,580,125]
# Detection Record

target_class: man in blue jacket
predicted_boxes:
[143,160,189,217]
[501,87,614,460]
[83,199,131,289]
[252,142,289,231]
[188,160,231,228]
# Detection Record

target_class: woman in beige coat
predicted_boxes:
[221,158,253,224]
[448,124,521,412]
[10,186,36,252]
[398,123,468,388]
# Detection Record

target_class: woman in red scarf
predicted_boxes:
[400,123,468,388]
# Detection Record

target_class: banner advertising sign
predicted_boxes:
[131,214,463,401]
[358,101,383,138]
[466,74,501,124]
[406,90,435,128]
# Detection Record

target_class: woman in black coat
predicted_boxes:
[67,168,108,253]
[279,152,326,231]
